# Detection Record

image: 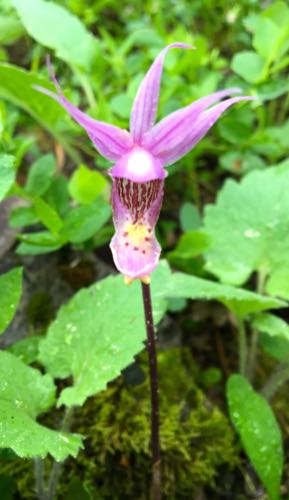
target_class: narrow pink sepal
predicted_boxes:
[147,95,255,166]
[129,42,193,144]
[143,87,242,160]
[34,60,133,161]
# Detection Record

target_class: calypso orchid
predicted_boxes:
[36,43,253,282]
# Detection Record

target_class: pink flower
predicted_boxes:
[36,43,253,281]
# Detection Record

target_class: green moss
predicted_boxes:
[65,348,237,499]
[0,458,34,499]
[0,348,238,499]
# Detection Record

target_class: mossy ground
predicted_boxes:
[0,348,238,499]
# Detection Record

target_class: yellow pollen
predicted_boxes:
[123,275,151,285]
[124,276,134,285]
[125,223,150,246]
[140,275,151,285]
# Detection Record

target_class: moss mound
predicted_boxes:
[0,348,237,499]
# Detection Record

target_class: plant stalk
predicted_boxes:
[46,406,74,500]
[261,362,289,401]
[141,281,161,500]
[247,270,267,380]
[236,316,247,377]
[34,407,75,500]
[34,458,46,500]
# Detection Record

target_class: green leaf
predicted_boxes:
[44,175,70,216]
[263,1,289,61]
[33,198,63,235]
[231,51,265,83]
[0,154,15,202]
[227,374,283,500]
[0,268,22,335]
[0,64,67,137]
[38,262,170,407]
[9,205,39,228]
[252,313,289,361]
[219,151,266,175]
[8,336,42,364]
[217,108,255,145]
[12,0,98,70]
[25,154,55,197]
[257,77,289,100]
[204,165,289,299]
[16,231,63,255]
[110,93,132,119]
[164,272,284,317]
[16,198,109,252]
[253,18,280,61]
[0,351,82,460]
[264,1,289,27]
[62,199,111,244]
[266,119,289,148]
[63,478,91,500]
[179,202,201,231]
[68,164,108,205]
[168,231,210,262]
[0,15,24,45]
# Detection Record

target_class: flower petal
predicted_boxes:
[111,146,166,183]
[130,42,193,144]
[145,95,255,165]
[110,178,164,278]
[34,59,133,161]
[143,87,242,156]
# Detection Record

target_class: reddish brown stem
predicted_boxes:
[141,281,161,500]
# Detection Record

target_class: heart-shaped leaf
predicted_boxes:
[204,165,289,299]
[38,262,170,407]
[0,351,82,460]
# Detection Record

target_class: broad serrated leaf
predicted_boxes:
[0,351,82,460]
[253,313,289,361]
[0,401,82,461]
[0,154,15,202]
[0,351,55,417]
[164,272,284,317]
[38,262,170,407]
[227,374,283,500]
[8,336,42,364]
[0,268,22,335]
[12,0,98,70]
[204,165,289,299]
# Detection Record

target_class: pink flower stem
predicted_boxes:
[141,281,162,500]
